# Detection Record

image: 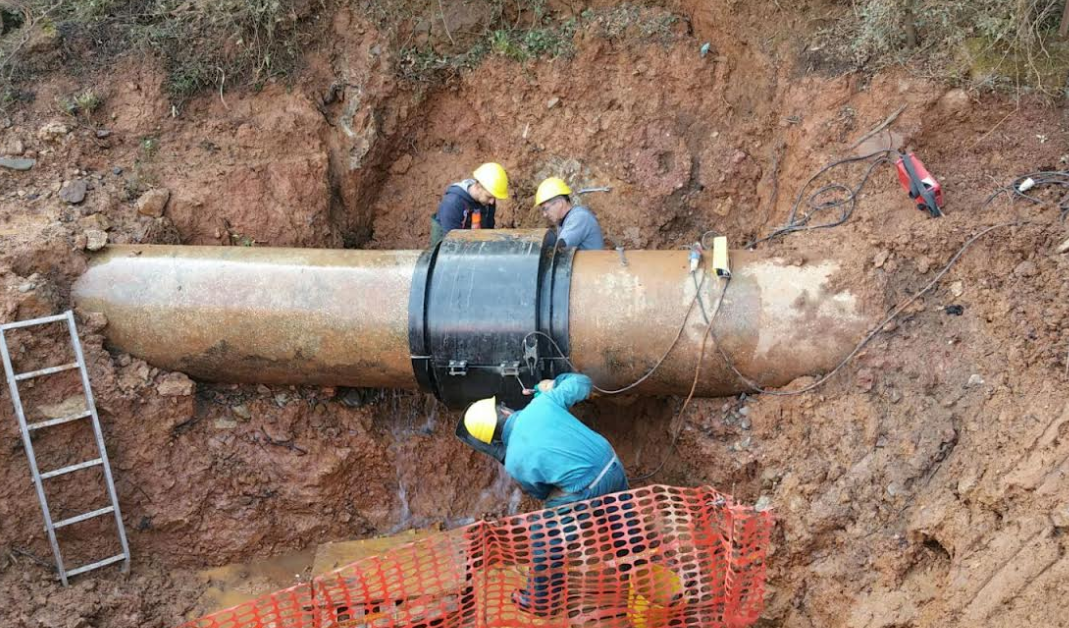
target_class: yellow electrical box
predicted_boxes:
[711,236,730,278]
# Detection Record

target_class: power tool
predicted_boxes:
[895,151,943,218]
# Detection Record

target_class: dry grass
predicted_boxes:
[1,0,314,105]
[843,0,1069,95]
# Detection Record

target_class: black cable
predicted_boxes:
[631,278,730,482]
[692,271,710,325]
[712,221,1027,397]
[980,171,1069,219]
[522,270,709,396]
[746,149,891,249]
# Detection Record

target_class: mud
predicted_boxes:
[1,1,1069,627]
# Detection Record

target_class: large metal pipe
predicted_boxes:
[569,250,870,396]
[72,237,875,398]
[73,246,420,388]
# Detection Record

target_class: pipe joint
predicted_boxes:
[408,229,575,410]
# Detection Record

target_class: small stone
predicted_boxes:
[17,282,35,293]
[74,233,88,250]
[157,372,195,396]
[60,180,88,204]
[274,393,289,406]
[886,483,900,497]
[136,188,171,217]
[231,404,252,420]
[754,495,772,512]
[3,139,25,155]
[1052,505,1069,528]
[78,213,111,231]
[1013,260,1039,277]
[915,256,930,274]
[1056,238,1069,254]
[257,384,271,394]
[738,406,750,416]
[0,157,35,171]
[856,368,875,392]
[389,154,413,174]
[214,418,239,429]
[84,229,108,251]
[873,250,890,268]
[37,121,70,141]
[95,129,112,139]
[81,311,108,332]
[965,374,984,388]
[546,96,560,109]
[739,417,752,430]
[950,281,964,297]
[112,166,123,175]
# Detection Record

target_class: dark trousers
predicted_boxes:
[524,462,642,615]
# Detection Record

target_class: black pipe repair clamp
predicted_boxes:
[408,229,575,411]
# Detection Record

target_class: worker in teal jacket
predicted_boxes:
[462,373,630,616]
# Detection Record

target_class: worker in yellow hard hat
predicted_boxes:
[534,177,605,250]
[430,162,510,246]
[461,373,629,616]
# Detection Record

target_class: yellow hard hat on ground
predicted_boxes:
[534,177,572,207]
[627,564,684,628]
[464,397,499,444]
[473,163,510,200]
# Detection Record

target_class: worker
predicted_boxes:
[534,177,605,250]
[430,162,510,246]
[462,373,630,616]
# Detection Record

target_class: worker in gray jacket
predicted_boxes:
[534,177,605,250]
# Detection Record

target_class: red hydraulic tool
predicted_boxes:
[895,151,943,217]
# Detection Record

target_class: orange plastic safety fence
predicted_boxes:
[179,485,773,628]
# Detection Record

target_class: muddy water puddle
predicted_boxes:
[193,529,437,616]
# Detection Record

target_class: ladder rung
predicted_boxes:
[53,506,115,529]
[64,553,127,578]
[28,410,91,431]
[0,313,70,331]
[40,458,103,479]
[14,362,79,381]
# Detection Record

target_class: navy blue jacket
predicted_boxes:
[435,180,496,232]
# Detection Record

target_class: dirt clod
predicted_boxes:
[137,189,171,217]
[84,229,108,251]
[157,372,195,397]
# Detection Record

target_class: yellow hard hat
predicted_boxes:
[464,397,499,444]
[473,163,510,200]
[534,177,572,207]
[627,564,684,628]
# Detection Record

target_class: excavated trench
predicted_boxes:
[2,1,1069,627]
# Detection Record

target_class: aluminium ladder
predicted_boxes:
[0,310,130,585]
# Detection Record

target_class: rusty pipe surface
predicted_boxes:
[568,250,871,395]
[73,243,875,395]
[73,245,420,387]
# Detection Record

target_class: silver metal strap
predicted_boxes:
[585,455,618,491]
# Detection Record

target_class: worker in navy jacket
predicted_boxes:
[430,162,510,246]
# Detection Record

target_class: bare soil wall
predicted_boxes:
[1,1,1067,627]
